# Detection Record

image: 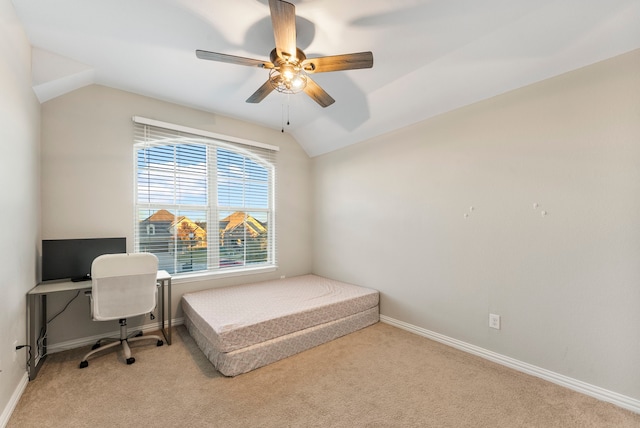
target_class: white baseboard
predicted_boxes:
[47,317,184,354]
[380,315,640,414]
[0,372,28,428]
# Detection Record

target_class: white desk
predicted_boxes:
[27,270,172,380]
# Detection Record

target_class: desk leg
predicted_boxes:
[42,295,47,356]
[27,294,37,380]
[158,280,164,340]
[27,294,47,381]
[167,278,171,345]
[158,278,172,345]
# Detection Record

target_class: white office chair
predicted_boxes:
[79,253,164,368]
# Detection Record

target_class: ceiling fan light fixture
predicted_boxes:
[269,65,308,94]
[292,75,305,89]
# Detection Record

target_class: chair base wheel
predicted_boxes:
[126,357,135,365]
[157,340,164,347]
[79,360,88,369]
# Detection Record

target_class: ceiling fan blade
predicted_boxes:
[303,77,335,108]
[246,80,275,103]
[269,0,297,61]
[196,50,274,69]
[302,52,374,73]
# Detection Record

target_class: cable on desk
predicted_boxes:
[15,345,32,370]
[47,289,81,324]
[34,290,81,361]
[36,327,47,361]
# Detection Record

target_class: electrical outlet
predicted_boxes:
[12,340,18,362]
[489,313,501,330]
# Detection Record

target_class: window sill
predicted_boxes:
[170,265,278,285]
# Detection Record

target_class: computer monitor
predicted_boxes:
[41,237,127,282]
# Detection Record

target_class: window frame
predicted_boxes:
[132,117,278,280]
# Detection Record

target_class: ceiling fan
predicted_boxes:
[196,0,373,108]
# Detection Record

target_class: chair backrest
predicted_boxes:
[90,253,159,321]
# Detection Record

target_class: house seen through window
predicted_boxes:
[133,120,277,276]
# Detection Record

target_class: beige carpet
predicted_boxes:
[8,323,640,427]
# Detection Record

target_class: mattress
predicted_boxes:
[181,274,379,376]
[181,274,379,353]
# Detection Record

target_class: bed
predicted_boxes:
[181,274,379,376]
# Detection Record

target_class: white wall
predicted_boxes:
[312,50,640,400]
[0,0,40,423]
[40,84,313,344]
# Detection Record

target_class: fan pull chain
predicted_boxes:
[281,95,292,133]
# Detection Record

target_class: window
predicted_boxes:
[133,117,277,276]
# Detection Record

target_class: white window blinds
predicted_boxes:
[133,118,277,276]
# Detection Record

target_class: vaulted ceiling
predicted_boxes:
[12,0,640,157]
